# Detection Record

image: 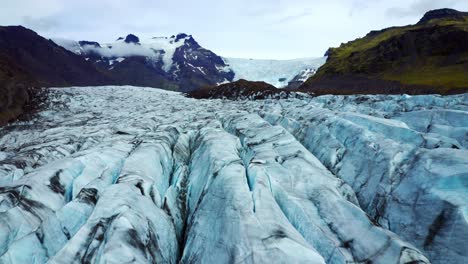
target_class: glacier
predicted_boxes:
[223,57,326,87]
[54,35,190,73]
[0,86,466,263]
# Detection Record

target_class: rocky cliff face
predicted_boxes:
[302,8,468,94]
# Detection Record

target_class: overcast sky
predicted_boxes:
[1,0,468,59]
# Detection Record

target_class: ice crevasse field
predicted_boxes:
[0,86,466,264]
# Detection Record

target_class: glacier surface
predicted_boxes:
[0,86,466,263]
[223,57,326,87]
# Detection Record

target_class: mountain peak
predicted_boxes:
[174,33,189,42]
[418,8,468,24]
[167,33,200,49]
[124,34,140,44]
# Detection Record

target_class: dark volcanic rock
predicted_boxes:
[174,33,189,42]
[124,34,140,44]
[188,79,309,100]
[78,41,101,48]
[418,8,468,24]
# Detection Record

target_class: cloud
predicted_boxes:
[83,43,157,58]
[276,9,314,24]
[1,0,63,26]
[22,16,59,31]
[385,0,458,18]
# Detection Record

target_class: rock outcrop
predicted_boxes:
[188,79,310,100]
[301,8,468,94]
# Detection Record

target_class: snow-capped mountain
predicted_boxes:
[1,86,466,263]
[54,34,235,92]
[224,57,326,88]
[54,35,325,90]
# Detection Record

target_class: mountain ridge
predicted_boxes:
[54,33,235,92]
[301,8,468,95]
[0,25,113,125]
[55,35,325,90]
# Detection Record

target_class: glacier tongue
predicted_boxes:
[0,86,466,263]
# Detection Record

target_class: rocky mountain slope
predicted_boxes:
[55,34,235,92]
[0,26,111,87]
[56,35,325,91]
[0,54,35,125]
[0,26,112,125]
[302,8,468,94]
[0,86,466,263]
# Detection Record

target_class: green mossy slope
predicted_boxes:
[302,9,468,94]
